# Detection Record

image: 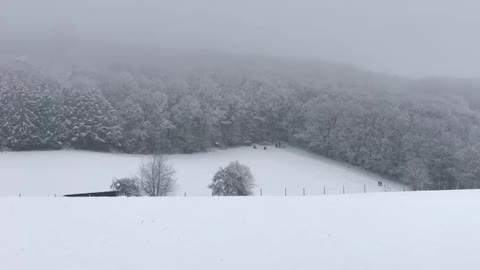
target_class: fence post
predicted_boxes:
[303,187,306,196]
[324,186,326,195]
[364,184,366,194]
[184,192,186,197]
[285,188,287,197]
[260,188,263,196]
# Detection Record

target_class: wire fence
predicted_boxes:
[179,182,410,197]
[18,181,478,197]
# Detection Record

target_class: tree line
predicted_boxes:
[1,57,479,190]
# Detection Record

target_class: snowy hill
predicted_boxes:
[2,190,479,270]
[0,147,404,196]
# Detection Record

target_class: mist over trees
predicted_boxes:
[0,53,480,190]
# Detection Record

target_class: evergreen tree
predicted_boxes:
[1,81,43,150]
[62,88,123,150]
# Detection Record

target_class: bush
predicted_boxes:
[110,177,141,196]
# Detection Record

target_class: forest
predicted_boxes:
[1,52,479,190]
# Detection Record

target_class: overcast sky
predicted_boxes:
[1,0,479,78]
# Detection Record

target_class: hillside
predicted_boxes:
[1,52,480,191]
[0,147,404,196]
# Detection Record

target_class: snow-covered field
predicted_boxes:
[0,147,404,196]
[1,191,479,270]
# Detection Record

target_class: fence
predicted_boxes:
[19,181,478,197]
[249,183,407,197]
[179,182,410,197]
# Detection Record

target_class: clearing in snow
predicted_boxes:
[0,147,405,196]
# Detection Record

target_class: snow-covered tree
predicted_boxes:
[61,88,123,150]
[401,158,431,190]
[0,81,9,148]
[0,81,44,150]
[32,82,63,148]
[170,95,208,153]
[110,178,141,197]
[209,161,255,196]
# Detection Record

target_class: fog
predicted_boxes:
[1,0,480,78]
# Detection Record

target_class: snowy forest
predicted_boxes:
[1,52,480,190]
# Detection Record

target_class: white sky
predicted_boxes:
[1,0,479,77]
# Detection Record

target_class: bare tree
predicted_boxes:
[137,154,177,196]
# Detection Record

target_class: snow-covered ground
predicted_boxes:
[1,190,479,270]
[0,146,405,196]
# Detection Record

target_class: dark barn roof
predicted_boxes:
[64,191,122,197]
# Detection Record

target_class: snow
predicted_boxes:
[0,146,405,196]
[1,190,479,270]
